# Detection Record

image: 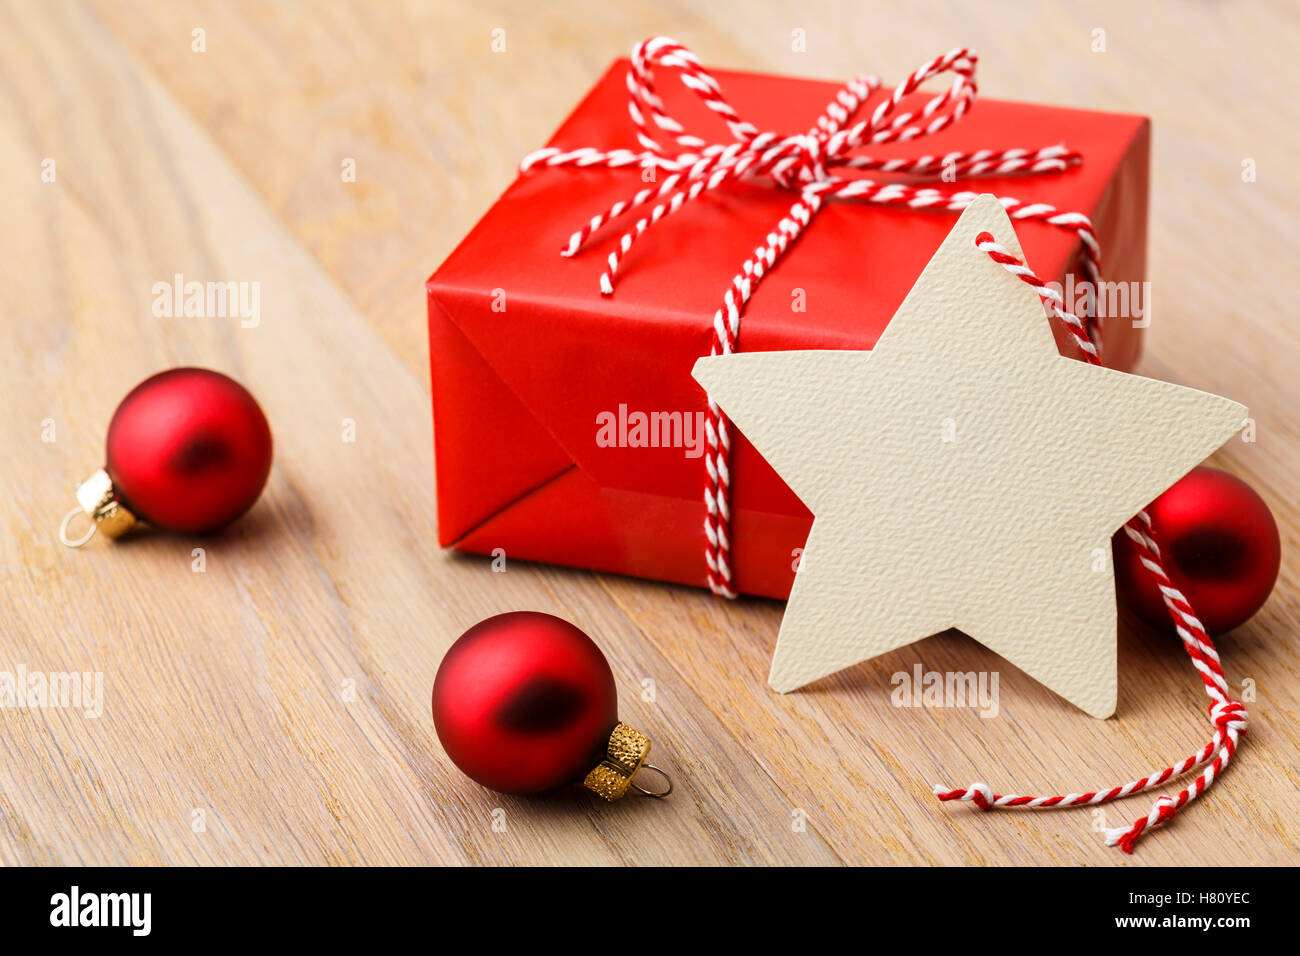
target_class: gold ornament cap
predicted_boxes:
[582,722,673,801]
[60,468,137,547]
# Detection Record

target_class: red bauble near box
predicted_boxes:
[1115,467,1280,636]
[432,611,671,800]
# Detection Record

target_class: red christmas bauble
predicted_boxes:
[106,368,273,534]
[1115,466,1280,635]
[432,612,618,795]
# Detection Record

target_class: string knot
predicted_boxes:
[1210,699,1248,735]
[774,133,829,188]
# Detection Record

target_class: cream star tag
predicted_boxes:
[692,194,1246,717]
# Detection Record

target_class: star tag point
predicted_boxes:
[693,194,1246,717]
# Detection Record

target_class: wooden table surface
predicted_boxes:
[2,0,1297,866]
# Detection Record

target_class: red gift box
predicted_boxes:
[426,51,1150,599]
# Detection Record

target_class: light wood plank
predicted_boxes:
[0,0,1294,864]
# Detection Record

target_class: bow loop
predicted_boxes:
[623,39,982,185]
[627,36,760,164]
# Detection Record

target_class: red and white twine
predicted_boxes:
[521,38,1247,851]
[931,233,1248,853]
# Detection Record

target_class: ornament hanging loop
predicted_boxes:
[60,468,137,548]
[58,507,97,548]
[583,723,673,801]
[629,763,674,798]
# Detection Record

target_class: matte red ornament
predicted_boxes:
[432,612,669,799]
[1115,466,1280,635]
[61,368,272,545]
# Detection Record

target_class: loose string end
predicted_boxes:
[1101,825,1139,853]
[1102,795,1180,853]
[933,782,993,809]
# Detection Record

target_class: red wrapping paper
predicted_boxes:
[426,57,1150,598]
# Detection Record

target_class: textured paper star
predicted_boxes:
[693,195,1245,717]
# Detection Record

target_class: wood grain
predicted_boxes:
[0,0,1296,865]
